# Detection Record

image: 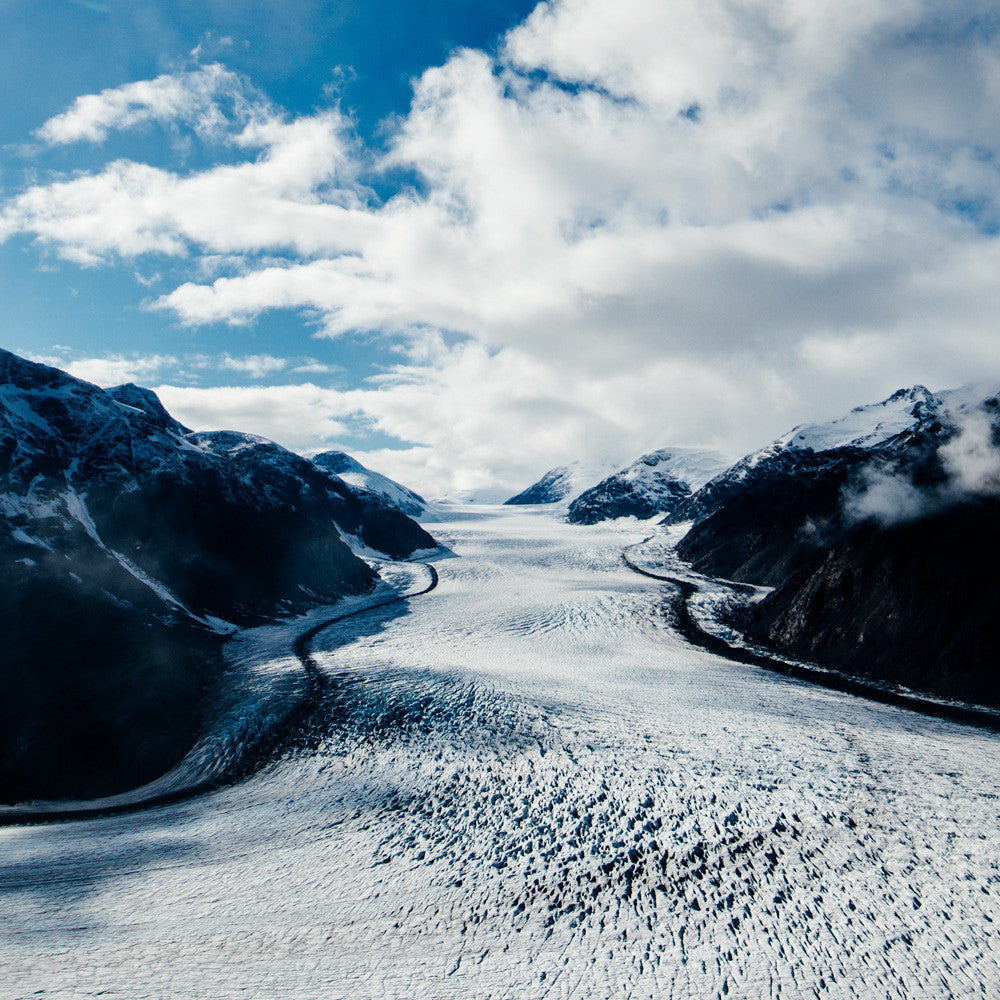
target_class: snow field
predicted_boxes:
[2,506,999,998]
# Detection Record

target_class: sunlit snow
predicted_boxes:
[2,506,999,998]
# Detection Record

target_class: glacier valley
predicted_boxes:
[2,505,999,998]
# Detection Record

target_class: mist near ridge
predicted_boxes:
[844,400,1000,527]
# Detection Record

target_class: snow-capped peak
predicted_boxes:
[775,385,939,454]
[505,458,624,506]
[311,451,428,518]
[616,448,731,492]
[565,448,732,524]
[108,383,190,436]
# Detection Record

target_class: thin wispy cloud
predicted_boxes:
[36,64,246,145]
[25,350,338,392]
[219,352,288,378]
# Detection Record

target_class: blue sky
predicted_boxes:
[1,0,537,143]
[3,0,1000,495]
[2,0,538,458]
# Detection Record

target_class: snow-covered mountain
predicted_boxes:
[567,448,731,524]
[504,459,622,506]
[774,385,943,452]
[664,386,943,528]
[505,449,730,524]
[504,466,575,505]
[673,384,1000,707]
[0,349,435,802]
[312,451,428,519]
[0,351,435,610]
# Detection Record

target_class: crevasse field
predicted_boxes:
[3,506,999,999]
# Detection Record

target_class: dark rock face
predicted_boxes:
[311,451,361,476]
[568,474,691,525]
[0,542,220,802]
[107,382,190,435]
[1,349,425,802]
[505,468,574,505]
[663,449,794,528]
[84,446,377,622]
[190,435,435,571]
[744,501,1000,708]
[313,478,436,560]
[675,451,856,585]
[675,389,1000,707]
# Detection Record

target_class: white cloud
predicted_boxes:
[30,350,340,392]
[4,110,364,265]
[155,383,352,451]
[843,466,933,526]
[24,353,68,369]
[60,353,177,386]
[218,352,289,378]
[153,341,795,497]
[844,401,1000,526]
[6,1,1000,491]
[939,407,1000,498]
[36,63,246,145]
[36,64,246,145]
[291,359,339,374]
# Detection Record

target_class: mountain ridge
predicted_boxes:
[312,450,430,520]
[0,349,435,802]
[671,384,1000,707]
[506,449,730,523]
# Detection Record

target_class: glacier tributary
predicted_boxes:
[2,505,999,998]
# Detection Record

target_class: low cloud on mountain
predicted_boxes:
[845,402,1000,526]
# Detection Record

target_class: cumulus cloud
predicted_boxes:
[155,382,352,449]
[6,0,1000,489]
[4,108,364,265]
[62,353,179,386]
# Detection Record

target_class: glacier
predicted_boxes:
[2,505,999,998]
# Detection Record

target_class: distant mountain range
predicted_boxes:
[0,349,435,802]
[510,384,1000,708]
[505,449,729,522]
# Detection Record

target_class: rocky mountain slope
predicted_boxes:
[741,498,1000,707]
[0,350,434,801]
[675,385,1000,706]
[666,386,941,529]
